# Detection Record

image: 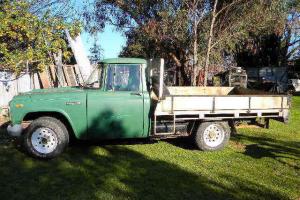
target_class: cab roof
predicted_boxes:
[100,58,147,64]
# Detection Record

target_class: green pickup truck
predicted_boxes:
[7,58,290,159]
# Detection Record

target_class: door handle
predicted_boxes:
[130,92,142,96]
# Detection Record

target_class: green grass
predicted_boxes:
[0,98,299,200]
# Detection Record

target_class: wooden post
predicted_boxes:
[53,50,65,87]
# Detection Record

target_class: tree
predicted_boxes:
[234,1,300,68]
[199,0,297,85]
[203,0,218,86]
[0,0,80,74]
[89,38,103,64]
[89,0,299,85]
[185,0,207,85]
[91,0,191,85]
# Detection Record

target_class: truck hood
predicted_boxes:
[9,86,87,126]
[19,87,84,96]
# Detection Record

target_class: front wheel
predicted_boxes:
[23,117,69,159]
[194,121,230,151]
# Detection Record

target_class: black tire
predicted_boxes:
[23,117,69,159]
[287,86,295,95]
[194,121,230,151]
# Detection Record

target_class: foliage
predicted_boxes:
[90,0,299,85]
[93,0,200,85]
[28,0,77,17]
[0,96,299,199]
[0,0,81,74]
[235,1,300,67]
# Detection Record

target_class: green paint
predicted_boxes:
[10,88,88,138]
[101,58,147,64]
[9,58,151,140]
[87,91,145,139]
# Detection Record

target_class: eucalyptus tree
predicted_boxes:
[88,0,298,85]
[234,1,300,68]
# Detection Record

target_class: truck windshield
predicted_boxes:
[106,64,141,91]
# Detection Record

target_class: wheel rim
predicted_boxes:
[31,127,58,154]
[203,124,225,147]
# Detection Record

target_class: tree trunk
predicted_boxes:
[169,52,190,86]
[282,26,292,67]
[192,18,198,86]
[202,0,218,87]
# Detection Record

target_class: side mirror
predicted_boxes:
[147,58,165,99]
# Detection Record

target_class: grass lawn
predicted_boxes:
[0,98,299,200]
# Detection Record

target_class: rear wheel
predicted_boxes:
[194,121,230,151]
[23,117,69,159]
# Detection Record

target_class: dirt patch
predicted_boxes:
[236,124,261,129]
[230,140,246,151]
[229,87,279,95]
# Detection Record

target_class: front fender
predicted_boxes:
[10,106,87,140]
[9,90,88,139]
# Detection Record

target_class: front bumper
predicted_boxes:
[7,124,23,137]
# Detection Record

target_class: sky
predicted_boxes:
[81,25,126,59]
[62,0,127,59]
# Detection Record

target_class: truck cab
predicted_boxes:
[84,58,151,139]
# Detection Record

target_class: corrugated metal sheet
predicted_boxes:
[0,71,39,107]
[0,64,86,108]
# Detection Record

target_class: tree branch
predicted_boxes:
[215,0,244,18]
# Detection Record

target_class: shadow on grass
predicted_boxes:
[0,122,14,146]
[163,137,198,150]
[0,135,290,200]
[293,91,300,96]
[232,133,300,170]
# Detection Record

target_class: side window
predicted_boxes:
[106,65,141,91]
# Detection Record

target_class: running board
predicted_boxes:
[151,132,189,139]
[153,132,174,136]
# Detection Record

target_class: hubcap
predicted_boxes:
[31,127,58,154]
[203,124,225,147]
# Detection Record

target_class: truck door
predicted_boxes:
[87,64,145,139]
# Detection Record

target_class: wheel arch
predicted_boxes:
[23,111,77,139]
[188,119,230,135]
